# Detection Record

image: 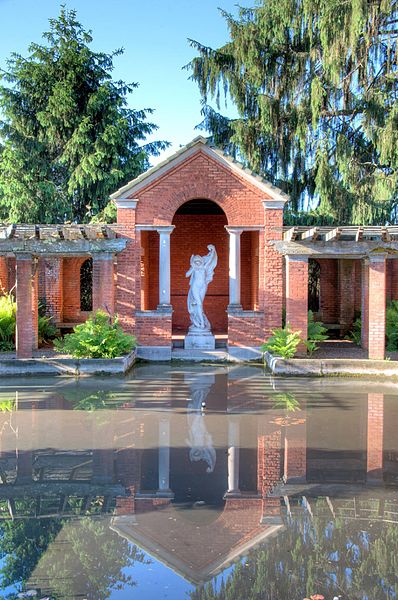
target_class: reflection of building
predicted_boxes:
[0,368,397,593]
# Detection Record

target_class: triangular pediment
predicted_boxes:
[110,136,289,204]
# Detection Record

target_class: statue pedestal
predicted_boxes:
[184,331,215,350]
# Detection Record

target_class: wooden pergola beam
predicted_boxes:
[284,227,298,241]
[301,227,318,241]
[325,227,341,241]
[356,227,363,242]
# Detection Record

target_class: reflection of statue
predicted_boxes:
[186,245,217,332]
[186,378,216,473]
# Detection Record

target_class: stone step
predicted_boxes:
[171,349,229,362]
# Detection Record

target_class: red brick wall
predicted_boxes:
[228,314,265,346]
[390,259,398,301]
[257,430,282,496]
[0,257,8,292]
[263,209,284,337]
[368,257,386,360]
[171,213,229,332]
[16,256,34,358]
[354,259,362,313]
[241,231,259,311]
[8,257,16,293]
[93,256,115,314]
[62,257,88,322]
[136,314,172,346]
[286,257,308,350]
[39,258,64,322]
[319,259,338,323]
[338,259,355,334]
[367,393,384,481]
[284,417,307,482]
[114,208,140,335]
[361,259,369,351]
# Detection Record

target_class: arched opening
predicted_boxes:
[80,258,93,311]
[171,199,229,336]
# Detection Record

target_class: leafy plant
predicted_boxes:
[305,310,328,355]
[386,301,398,351]
[261,326,302,359]
[0,293,16,351]
[38,314,58,345]
[345,317,362,346]
[54,310,136,358]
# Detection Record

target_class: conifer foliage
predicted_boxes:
[189,1,398,224]
[0,8,167,223]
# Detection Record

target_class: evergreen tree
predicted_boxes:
[188,0,398,224]
[0,7,168,223]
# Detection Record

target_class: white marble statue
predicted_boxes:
[186,378,216,473]
[185,244,217,332]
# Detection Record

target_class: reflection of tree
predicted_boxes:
[190,498,398,600]
[30,517,146,599]
[0,514,62,593]
[0,503,146,599]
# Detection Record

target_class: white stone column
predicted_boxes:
[226,419,240,496]
[158,418,172,496]
[157,226,174,308]
[226,227,243,309]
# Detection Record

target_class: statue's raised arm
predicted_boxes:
[203,244,218,285]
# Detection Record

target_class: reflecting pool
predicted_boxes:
[0,364,397,599]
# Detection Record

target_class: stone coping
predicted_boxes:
[0,350,136,377]
[264,351,398,378]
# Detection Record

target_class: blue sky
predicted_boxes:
[0,0,246,164]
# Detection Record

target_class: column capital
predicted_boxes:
[225,226,243,235]
[15,252,34,261]
[367,253,388,263]
[92,252,114,261]
[114,198,138,210]
[157,225,175,235]
[285,254,309,263]
[262,199,286,210]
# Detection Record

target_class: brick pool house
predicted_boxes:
[0,136,396,361]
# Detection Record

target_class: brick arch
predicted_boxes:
[171,198,229,333]
[168,190,231,225]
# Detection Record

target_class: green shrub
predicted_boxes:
[345,317,362,346]
[261,325,302,359]
[386,301,398,351]
[54,310,136,358]
[0,293,16,351]
[305,310,328,355]
[38,314,59,345]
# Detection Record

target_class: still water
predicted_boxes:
[0,364,397,600]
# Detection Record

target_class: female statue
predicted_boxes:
[185,244,217,331]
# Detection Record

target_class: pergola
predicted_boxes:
[274,225,398,360]
[0,224,127,358]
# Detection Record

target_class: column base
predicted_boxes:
[223,490,241,499]
[156,490,174,499]
[184,332,215,350]
[156,304,173,313]
[227,304,243,312]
